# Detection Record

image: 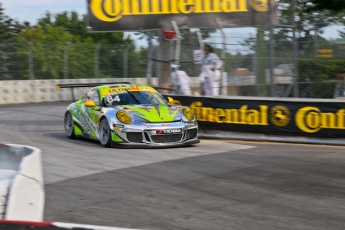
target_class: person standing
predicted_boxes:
[199,44,223,96]
[170,64,192,95]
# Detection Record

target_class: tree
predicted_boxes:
[37,11,130,45]
[305,0,345,12]
[0,3,21,80]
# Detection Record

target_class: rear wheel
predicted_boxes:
[99,118,112,147]
[64,112,75,139]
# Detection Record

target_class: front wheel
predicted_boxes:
[64,112,75,139]
[99,118,112,147]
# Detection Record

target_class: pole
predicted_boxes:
[292,0,298,97]
[123,44,130,80]
[268,0,275,97]
[29,40,33,80]
[64,41,72,79]
[215,18,226,96]
[146,32,153,85]
[95,43,101,78]
[171,21,181,70]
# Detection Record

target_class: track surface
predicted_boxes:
[1,102,345,230]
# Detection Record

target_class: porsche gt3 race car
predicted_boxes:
[63,82,200,148]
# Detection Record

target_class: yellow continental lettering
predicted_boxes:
[240,105,247,123]
[336,109,345,128]
[203,0,221,12]
[122,0,130,14]
[188,101,268,125]
[221,0,247,12]
[320,113,336,129]
[91,0,122,22]
[225,109,241,124]
[215,108,225,123]
[202,107,214,122]
[194,0,203,12]
[189,101,203,120]
[306,111,320,131]
[247,110,259,124]
[238,0,248,11]
[170,0,179,13]
[260,105,268,125]
[179,0,195,13]
[295,107,321,133]
[141,0,151,14]
[212,0,221,12]
[161,0,170,13]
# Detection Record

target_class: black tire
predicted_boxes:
[64,112,75,139]
[99,118,112,147]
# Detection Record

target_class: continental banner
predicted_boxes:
[87,0,278,32]
[164,95,345,138]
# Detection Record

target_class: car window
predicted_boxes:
[103,91,167,107]
[85,89,100,106]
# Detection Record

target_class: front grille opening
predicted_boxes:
[127,132,143,143]
[144,132,151,142]
[186,129,198,140]
[151,134,182,143]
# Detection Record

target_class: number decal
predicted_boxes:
[113,95,120,102]
[106,94,121,104]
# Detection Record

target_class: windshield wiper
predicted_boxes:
[124,89,141,104]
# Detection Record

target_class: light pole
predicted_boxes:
[123,44,130,80]
[95,43,102,78]
[64,41,72,79]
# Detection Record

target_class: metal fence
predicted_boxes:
[1,31,345,99]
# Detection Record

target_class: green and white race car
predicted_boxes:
[63,82,200,148]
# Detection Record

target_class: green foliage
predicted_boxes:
[306,0,345,12]
[298,58,345,98]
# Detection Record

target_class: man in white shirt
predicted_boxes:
[170,64,192,95]
[199,44,223,96]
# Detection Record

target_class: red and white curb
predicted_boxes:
[0,220,146,230]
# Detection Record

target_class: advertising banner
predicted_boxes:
[87,0,279,32]
[164,95,345,138]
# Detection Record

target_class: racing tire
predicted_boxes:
[99,118,112,147]
[64,112,75,139]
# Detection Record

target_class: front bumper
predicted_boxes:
[112,122,200,148]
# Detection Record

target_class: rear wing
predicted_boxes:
[55,82,134,100]
[55,81,175,101]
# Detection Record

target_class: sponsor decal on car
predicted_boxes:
[156,129,182,135]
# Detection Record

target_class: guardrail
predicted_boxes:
[0,144,44,221]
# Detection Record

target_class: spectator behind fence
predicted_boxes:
[170,64,192,95]
[199,44,223,96]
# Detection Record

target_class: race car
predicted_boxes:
[63,82,200,148]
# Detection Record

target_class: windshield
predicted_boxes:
[103,91,167,107]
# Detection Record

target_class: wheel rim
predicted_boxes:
[65,113,73,136]
[99,119,110,145]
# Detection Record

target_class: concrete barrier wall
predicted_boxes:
[0,144,44,221]
[0,78,204,105]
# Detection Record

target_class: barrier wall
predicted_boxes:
[1,79,345,139]
[0,144,44,221]
[164,94,345,138]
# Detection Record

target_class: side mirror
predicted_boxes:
[85,100,97,109]
[167,97,174,104]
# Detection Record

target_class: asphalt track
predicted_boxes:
[1,102,345,230]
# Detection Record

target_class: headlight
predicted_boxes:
[116,110,132,125]
[182,107,195,121]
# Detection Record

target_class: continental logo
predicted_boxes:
[250,0,268,12]
[270,106,291,127]
[295,107,345,133]
[90,0,263,23]
[189,101,268,125]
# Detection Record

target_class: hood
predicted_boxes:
[121,104,182,123]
